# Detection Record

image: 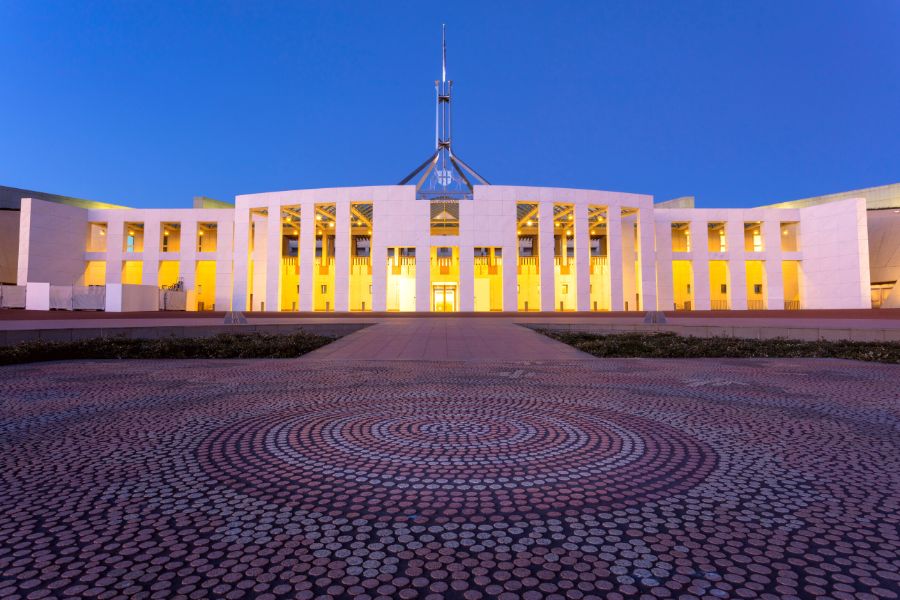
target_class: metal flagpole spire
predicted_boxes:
[399,24,489,198]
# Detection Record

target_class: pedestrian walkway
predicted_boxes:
[303,317,592,361]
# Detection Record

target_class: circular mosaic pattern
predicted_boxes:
[0,357,898,600]
[200,399,717,518]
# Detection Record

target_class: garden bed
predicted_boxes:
[0,331,334,366]
[540,331,900,364]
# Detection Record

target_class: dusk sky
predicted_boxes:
[1,1,898,209]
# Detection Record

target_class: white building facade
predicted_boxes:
[10,184,872,313]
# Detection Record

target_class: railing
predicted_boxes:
[554,257,574,266]
[282,256,298,266]
[747,299,765,310]
[518,256,538,266]
[590,256,609,266]
[710,300,730,311]
[674,301,693,311]
[434,257,455,267]
[352,257,370,266]
[474,256,496,267]
[784,300,800,310]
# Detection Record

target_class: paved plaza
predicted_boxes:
[1,325,899,600]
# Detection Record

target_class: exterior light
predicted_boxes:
[782,230,788,235]
[128,230,134,236]
[316,215,322,221]
[164,231,169,236]
[526,220,533,226]
[99,230,105,236]
[568,214,573,220]
[198,230,204,236]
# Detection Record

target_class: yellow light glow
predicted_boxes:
[128,230,134,236]
[99,230,106,236]
[164,231,169,236]
[526,220,533,226]
[316,215,322,221]
[568,214,573,220]
[198,230,204,236]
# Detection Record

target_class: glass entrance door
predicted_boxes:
[432,284,457,312]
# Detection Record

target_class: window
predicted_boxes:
[87,223,108,252]
[320,284,327,294]
[744,222,763,252]
[707,222,726,252]
[720,284,727,294]
[753,284,762,295]
[780,222,799,252]
[671,223,691,252]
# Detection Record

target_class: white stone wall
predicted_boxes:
[14,185,873,312]
[799,197,870,309]
[18,198,89,287]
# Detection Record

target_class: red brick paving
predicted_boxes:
[1,356,898,599]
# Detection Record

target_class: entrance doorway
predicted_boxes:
[432,284,457,312]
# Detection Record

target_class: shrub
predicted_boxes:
[540,331,900,364]
[0,332,334,366]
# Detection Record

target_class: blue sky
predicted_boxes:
[1,1,898,208]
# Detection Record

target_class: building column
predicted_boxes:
[459,245,474,312]
[692,234,711,311]
[143,221,160,287]
[333,200,351,312]
[371,201,387,312]
[621,214,637,311]
[264,204,281,311]
[216,219,235,311]
[607,207,624,311]
[725,219,747,310]
[416,245,431,312]
[105,216,124,284]
[692,260,711,311]
[298,203,315,312]
[762,219,783,310]
[638,208,657,311]
[231,209,250,311]
[574,203,590,311]
[538,201,555,311]
[654,221,674,311]
[181,220,198,309]
[501,196,518,311]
